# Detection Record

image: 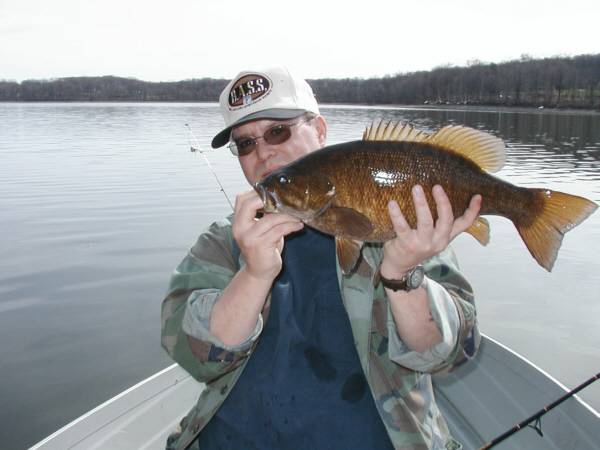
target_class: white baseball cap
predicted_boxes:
[211,66,320,148]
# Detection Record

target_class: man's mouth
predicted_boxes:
[260,169,276,180]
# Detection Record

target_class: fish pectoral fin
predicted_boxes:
[319,206,373,238]
[336,238,364,275]
[425,126,506,173]
[465,216,490,246]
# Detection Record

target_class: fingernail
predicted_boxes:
[412,185,423,196]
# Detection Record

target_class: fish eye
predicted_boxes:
[278,174,289,184]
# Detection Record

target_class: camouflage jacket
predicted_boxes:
[161,216,480,450]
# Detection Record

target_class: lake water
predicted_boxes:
[1,103,599,449]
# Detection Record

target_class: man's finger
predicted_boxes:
[261,221,305,245]
[433,185,453,237]
[252,213,303,239]
[234,191,263,224]
[413,185,434,238]
[388,200,411,235]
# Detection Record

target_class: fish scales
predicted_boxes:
[295,140,533,241]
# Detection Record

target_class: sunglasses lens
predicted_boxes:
[234,139,257,156]
[229,120,302,156]
[264,124,292,145]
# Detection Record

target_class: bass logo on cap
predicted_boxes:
[228,74,271,109]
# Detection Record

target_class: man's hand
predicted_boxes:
[210,190,303,347]
[380,184,481,279]
[379,184,481,352]
[232,190,304,282]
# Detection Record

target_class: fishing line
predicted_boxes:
[185,123,234,211]
[479,371,600,449]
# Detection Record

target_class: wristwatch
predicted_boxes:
[380,265,425,292]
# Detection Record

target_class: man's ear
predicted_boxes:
[314,115,328,147]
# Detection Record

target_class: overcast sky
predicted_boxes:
[1,0,598,82]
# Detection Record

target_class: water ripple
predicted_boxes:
[2,103,599,449]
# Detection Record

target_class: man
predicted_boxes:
[161,66,481,450]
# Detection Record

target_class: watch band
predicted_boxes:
[379,265,425,292]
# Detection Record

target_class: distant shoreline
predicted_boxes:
[2,54,599,109]
[0,54,600,111]
[2,100,598,114]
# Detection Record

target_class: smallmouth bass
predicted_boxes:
[255,121,598,273]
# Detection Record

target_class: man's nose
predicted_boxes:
[254,140,277,160]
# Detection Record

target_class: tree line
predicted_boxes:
[1,54,599,109]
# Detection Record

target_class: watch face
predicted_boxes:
[408,266,425,289]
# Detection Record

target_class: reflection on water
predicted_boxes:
[1,103,599,449]
[325,106,600,189]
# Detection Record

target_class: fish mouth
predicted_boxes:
[255,183,278,213]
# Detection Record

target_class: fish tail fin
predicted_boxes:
[515,189,597,271]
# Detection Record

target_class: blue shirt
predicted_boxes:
[196,228,394,449]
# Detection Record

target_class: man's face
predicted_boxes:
[231,115,327,185]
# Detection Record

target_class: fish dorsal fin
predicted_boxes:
[424,125,506,173]
[363,120,429,143]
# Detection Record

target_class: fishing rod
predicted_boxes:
[185,123,234,211]
[479,371,600,449]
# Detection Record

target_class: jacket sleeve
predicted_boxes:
[160,218,261,383]
[387,246,480,373]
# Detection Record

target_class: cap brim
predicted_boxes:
[211,108,308,148]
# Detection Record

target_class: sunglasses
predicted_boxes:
[228,116,314,156]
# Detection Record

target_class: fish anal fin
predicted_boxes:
[425,125,506,173]
[317,206,373,239]
[363,120,429,143]
[336,238,364,275]
[516,189,597,271]
[465,217,490,246]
